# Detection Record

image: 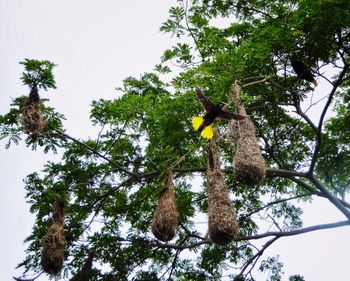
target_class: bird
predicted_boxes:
[192,88,246,140]
[291,59,318,87]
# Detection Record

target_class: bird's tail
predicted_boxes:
[201,125,214,140]
[312,79,318,87]
[192,116,214,140]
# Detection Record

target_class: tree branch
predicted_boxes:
[180,0,206,60]
[239,194,309,221]
[309,174,350,221]
[309,64,349,172]
[136,220,350,252]
[239,220,350,241]
[153,239,210,250]
[288,176,350,209]
[13,271,43,281]
[139,167,308,179]
[237,237,279,279]
[242,76,271,88]
[50,127,135,176]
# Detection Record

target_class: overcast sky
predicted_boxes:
[1,1,349,281]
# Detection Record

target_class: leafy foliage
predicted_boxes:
[2,1,350,281]
[20,59,57,90]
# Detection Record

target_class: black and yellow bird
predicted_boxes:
[291,59,318,87]
[192,88,246,140]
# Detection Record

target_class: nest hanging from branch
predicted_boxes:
[21,86,43,135]
[228,83,266,186]
[151,167,178,242]
[207,128,239,245]
[41,201,66,275]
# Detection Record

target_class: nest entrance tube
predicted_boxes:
[151,167,178,242]
[228,83,266,186]
[207,129,238,245]
[21,87,43,135]
[41,201,66,275]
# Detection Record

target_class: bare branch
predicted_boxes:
[237,237,279,279]
[167,249,181,281]
[294,99,319,134]
[239,220,350,241]
[13,271,43,281]
[309,174,350,221]
[136,167,308,185]
[180,0,205,60]
[242,76,271,88]
[153,239,210,250]
[309,64,349,172]
[138,220,350,252]
[239,194,309,221]
[50,127,135,176]
[180,223,207,240]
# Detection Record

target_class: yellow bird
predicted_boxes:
[192,88,246,140]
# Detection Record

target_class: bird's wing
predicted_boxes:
[291,59,316,81]
[196,88,215,112]
[219,110,247,121]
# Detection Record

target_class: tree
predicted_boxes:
[2,0,350,280]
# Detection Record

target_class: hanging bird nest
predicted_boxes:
[21,86,43,135]
[228,83,266,186]
[41,222,66,275]
[151,167,178,242]
[41,201,66,275]
[206,129,239,245]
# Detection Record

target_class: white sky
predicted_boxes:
[0,1,349,281]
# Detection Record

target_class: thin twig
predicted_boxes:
[239,194,309,221]
[237,237,279,278]
[242,76,271,88]
[50,126,134,176]
[309,64,349,172]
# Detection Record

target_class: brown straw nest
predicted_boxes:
[151,167,178,242]
[228,83,266,186]
[41,222,66,275]
[41,201,66,275]
[206,128,239,245]
[21,87,43,135]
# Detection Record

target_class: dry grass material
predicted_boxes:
[41,222,66,275]
[151,168,178,242]
[228,83,266,186]
[21,87,43,135]
[207,129,239,245]
[41,200,66,275]
[21,101,43,135]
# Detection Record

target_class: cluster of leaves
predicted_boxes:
[2,1,350,281]
[20,59,57,90]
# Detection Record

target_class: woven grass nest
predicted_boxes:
[207,128,239,245]
[21,87,43,135]
[228,83,266,186]
[41,201,66,275]
[151,168,178,242]
[41,222,66,275]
